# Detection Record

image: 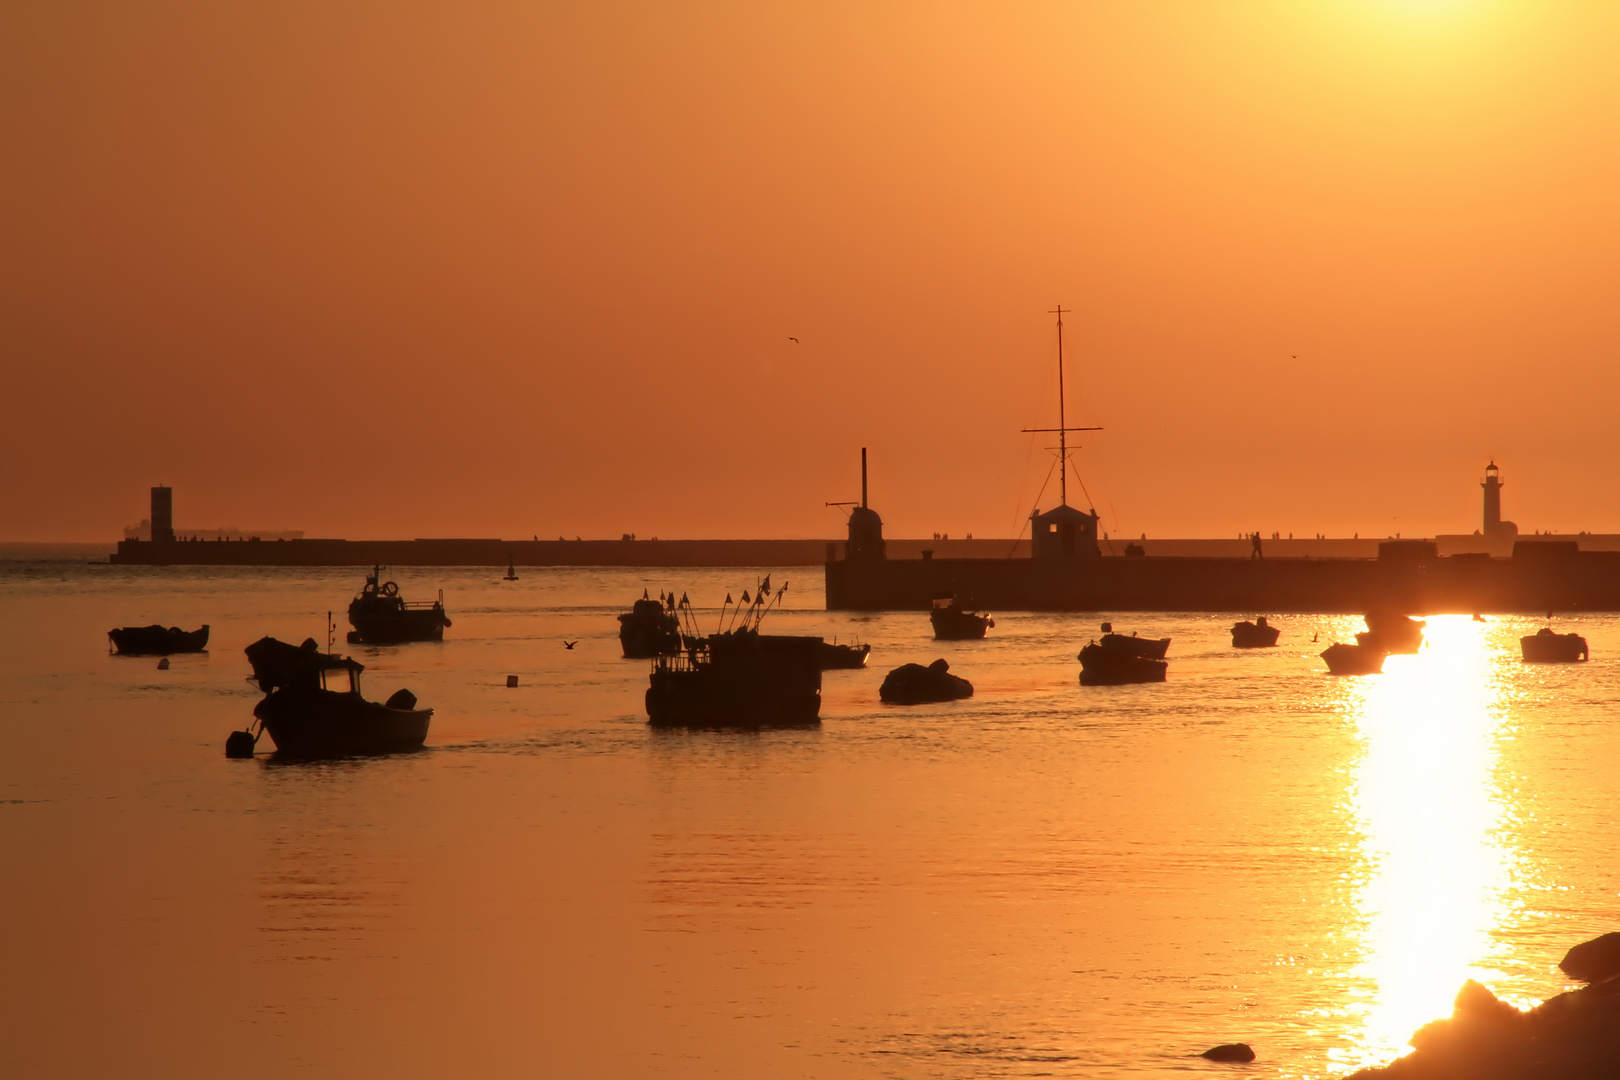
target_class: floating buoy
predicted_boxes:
[224,730,256,758]
[157,657,170,670]
[506,675,519,687]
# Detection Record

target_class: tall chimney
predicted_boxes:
[861,447,867,509]
[151,486,175,543]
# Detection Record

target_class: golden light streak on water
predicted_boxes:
[1333,614,1517,1074]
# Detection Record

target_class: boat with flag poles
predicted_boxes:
[646,577,824,727]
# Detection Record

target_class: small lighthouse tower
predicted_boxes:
[1481,461,1517,543]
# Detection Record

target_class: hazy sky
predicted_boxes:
[5,1,1617,542]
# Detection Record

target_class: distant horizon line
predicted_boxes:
[8,531,1620,548]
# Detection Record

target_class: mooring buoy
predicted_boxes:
[506,675,519,687]
[225,730,256,758]
[157,657,170,670]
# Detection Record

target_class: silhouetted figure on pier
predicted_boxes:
[1251,532,1264,559]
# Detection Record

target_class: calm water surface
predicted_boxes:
[2,562,1616,1078]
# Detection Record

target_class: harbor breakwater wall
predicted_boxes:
[825,545,1620,613]
[111,537,829,567]
[107,536,1045,567]
[100,536,1409,567]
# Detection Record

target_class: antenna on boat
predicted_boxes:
[326,610,334,653]
[1021,305,1102,508]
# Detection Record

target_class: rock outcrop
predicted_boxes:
[1345,932,1620,1079]
[1559,932,1620,984]
[1200,1042,1255,1062]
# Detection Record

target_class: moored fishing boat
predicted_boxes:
[1520,626,1588,663]
[108,624,209,655]
[1321,642,1385,675]
[648,631,822,727]
[1097,623,1170,658]
[233,636,432,757]
[346,566,451,644]
[619,591,682,658]
[817,640,871,669]
[1078,640,1167,685]
[645,579,820,726]
[930,595,993,640]
[1231,617,1280,648]
[1354,611,1424,654]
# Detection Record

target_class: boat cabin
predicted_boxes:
[245,636,365,695]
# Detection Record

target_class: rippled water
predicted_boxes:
[1,561,1615,1078]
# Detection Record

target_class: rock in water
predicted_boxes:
[1560,932,1620,984]
[1198,1043,1255,1062]
[878,659,973,705]
[1345,933,1620,1079]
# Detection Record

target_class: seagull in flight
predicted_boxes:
[563,640,577,650]
[788,337,799,343]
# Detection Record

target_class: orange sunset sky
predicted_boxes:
[4,1,1617,543]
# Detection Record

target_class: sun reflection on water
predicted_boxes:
[1332,614,1517,1074]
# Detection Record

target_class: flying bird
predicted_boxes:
[563,640,577,650]
[789,337,799,343]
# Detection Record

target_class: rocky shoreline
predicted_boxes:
[1345,932,1620,1079]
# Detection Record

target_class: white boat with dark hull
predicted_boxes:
[346,566,451,645]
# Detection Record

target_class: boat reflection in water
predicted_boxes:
[1330,615,1519,1075]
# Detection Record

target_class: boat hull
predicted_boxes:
[1231,621,1280,648]
[1321,643,1385,675]
[818,642,871,669]
[931,610,992,640]
[1521,631,1588,663]
[255,687,432,756]
[347,609,447,644]
[109,624,210,655]
[645,634,821,727]
[1077,643,1167,685]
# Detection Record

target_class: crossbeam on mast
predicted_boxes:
[1020,305,1102,508]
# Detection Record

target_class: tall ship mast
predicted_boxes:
[1021,305,1102,511]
